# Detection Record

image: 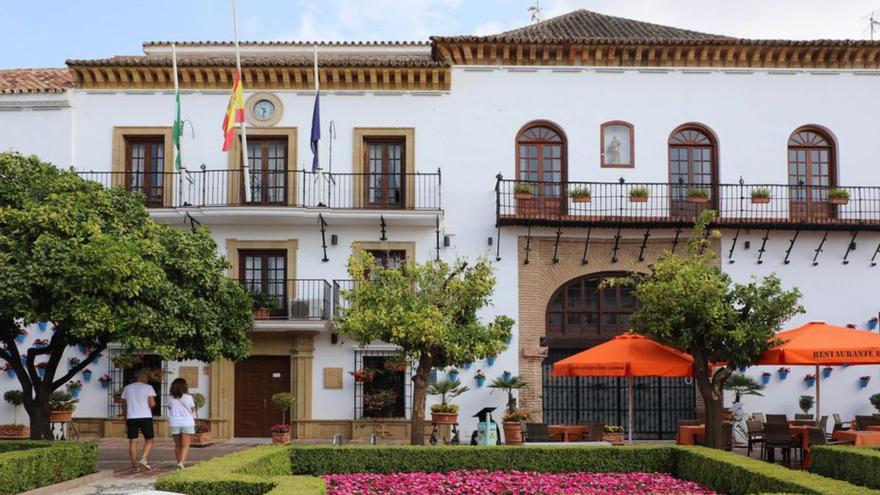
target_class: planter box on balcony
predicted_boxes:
[253,308,271,320]
[751,197,770,204]
[689,197,709,204]
[514,193,533,200]
[830,198,849,205]
[629,196,648,203]
[571,197,591,203]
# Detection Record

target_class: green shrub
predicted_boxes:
[0,441,97,495]
[674,446,877,495]
[810,446,880,490]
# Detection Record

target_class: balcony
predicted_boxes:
[237,278,332,332]
[496,178,880,231]
[76,169,443,226]
[332,279,355,317]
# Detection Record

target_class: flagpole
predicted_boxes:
[232,0,252,202]
[313,45,326,207]
[172,43,184,207]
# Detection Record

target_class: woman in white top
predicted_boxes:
[168,378,196,469]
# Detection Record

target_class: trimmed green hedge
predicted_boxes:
[0,440,98,495]
[810,446,880,490]
[157,444,880,495]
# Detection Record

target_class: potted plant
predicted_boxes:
[751,187,771,204]
[272,392,294,437]
[447,367,460,382]
[513,183,534,200]
[723,373,764,403]
[502,370,513,381]
[66,380,83,398]
[1,390,29,438]
[777,367,790,380]
[15,327,27,344]
[2,363,15,379]
[570,187,592,203]
[350,368,377,383]
[37,321,48,332]
[270,423,291,445]
[428,379,469,425]
[35,362,48,379]
[603,425,625,445]
[760,372,772,384]
[474,370,486,387]
[82,368,92,382]
[798,395,815,416]
[828,188,850,205]
[250,292,279,320]
[860,376,872,388]
[869,317,879,331]
[803,374,816,388]
[383,355,408,372]
[870,393,880,414]
[98,374,111,389]
[822,366,833,379]
[489,375,528,446]
[462,361,472,370]
[687,187,709,204]
[629,186,649,203]
[486,356,496,367]
[32,339,48,349]
[190,392,212,447]
[363,390,397,418]
[68,356,81,368]
[112,389,123,405]
[501,411,530,445]
[49,390,78,423]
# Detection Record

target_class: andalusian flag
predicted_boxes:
[171,44,183,170]
[222,71,245,151]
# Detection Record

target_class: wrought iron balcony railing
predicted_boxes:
[496,178,880,231]
[332,279,355,318]
[236,278,332,321]
[76,168,442,210]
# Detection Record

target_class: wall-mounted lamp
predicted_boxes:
[539,336,547,347]
[443,235,451,247]
[487,237,493,246]
[331,333,338,344]
[743,241,751,250]
[331,234,338,246]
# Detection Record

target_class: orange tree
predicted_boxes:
[335,252,513,445]
[0,153,252,439]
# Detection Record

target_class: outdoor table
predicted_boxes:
[676,425,704,445]
[832,430,880,446]
[867,425,880,433]
[548,425,588,443]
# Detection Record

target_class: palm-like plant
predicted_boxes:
[428,379,470,413]
[723,373,765,403]
[488,376,528,414]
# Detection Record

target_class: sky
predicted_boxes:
[2,0,880,69]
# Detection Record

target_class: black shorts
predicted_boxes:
[126,418,155,440]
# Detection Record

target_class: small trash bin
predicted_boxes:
[473,407,498,446]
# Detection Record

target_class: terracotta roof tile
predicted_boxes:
[143,40,429,48]
[67,53,446,69]
[0,68,73,94]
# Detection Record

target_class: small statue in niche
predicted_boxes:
[605,135,622,164]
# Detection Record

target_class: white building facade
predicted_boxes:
[1,9,880,440]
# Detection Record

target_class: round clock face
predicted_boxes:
[253,99,276,121]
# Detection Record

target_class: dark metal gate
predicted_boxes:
[542,348,696,439]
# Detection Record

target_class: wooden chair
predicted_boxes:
[766,414,788,425]
[763,422,798,464]
[746,419,764,456]
[818,415,830,440]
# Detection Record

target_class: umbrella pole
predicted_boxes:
[628,375,634,444]
[815,364,821,421]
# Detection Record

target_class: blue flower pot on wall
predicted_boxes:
[761,374,771,385]
[99,380,110,389]
[860,377,871,389]
[778,369,789,380]
[822,367,833,379]
[486,356,496,367]
[462,362,472,370]
[448,371,459,382]
[77,344,87,354]
[502,371,512,381]
[804,377,816,388]
[37,322,48,332]
[869,319,878,330]
[36,368,45,379]
[738,366,747,373]
[82,370,92,382]
[15,334,25,344]
[6,370,15,379]
[69,388,80,398]
[506,335,513,345]
[475,376,485,387]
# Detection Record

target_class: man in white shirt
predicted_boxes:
[120,368,156,471]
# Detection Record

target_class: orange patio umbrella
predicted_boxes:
[552,332,694,442]
[757,320,880,418]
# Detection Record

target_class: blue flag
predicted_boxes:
[310,91,320,171]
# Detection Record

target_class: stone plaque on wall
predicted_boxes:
[178,366,199,389]
[324,367,343,389]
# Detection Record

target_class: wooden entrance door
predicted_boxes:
[234,356,291,437]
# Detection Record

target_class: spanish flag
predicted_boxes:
[221,71,244,151]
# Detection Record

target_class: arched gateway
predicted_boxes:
[541,272,696,440]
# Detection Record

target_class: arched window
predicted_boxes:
[545,272,634,349]
[668,124,718,217]
[516,121,567,209]
[788,126,836,220]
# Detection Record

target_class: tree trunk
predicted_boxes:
[24,389,53,440]
[691,351,726,449]
[409,352,432,445]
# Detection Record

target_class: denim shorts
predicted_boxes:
[170,425,196,435]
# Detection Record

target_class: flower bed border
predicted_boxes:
[0,440,97,495]
[156,445,876,495]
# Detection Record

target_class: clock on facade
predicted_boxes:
[253,99,276,121]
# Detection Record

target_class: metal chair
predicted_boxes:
[751,413,766,424]
[795,414,814,420]
[763,422,798,464]
[746,419,765,456]
[766,414,788,424]
[833,413,851,432]
[807,426,852,447]
[524,422,555,442]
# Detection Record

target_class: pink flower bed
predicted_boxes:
[323,470,717,495]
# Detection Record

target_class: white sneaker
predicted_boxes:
[176,463,185,470]
[138,458,151,471]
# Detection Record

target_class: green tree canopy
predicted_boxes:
[0,153,252,438]
[336,252,513,444]
[619,211,802,448]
